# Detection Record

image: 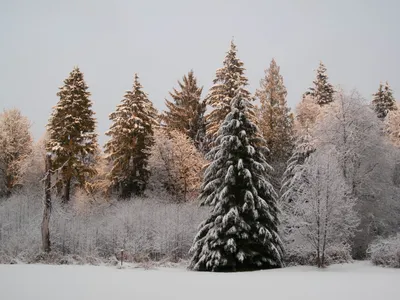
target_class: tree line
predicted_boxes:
[0,40,399,270]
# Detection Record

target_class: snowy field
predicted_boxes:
[0,262,399,300]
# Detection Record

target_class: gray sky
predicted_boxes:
[1,0,399,145]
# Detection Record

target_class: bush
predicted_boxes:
[0,191,209,265]
[368,234,400,268]
[284,241,352,267]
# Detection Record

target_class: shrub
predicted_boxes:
[0,191,209,265]
[368,234,400,268]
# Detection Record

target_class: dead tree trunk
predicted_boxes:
[41,154,52,253]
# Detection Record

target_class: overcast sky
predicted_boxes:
[1,0,399,145]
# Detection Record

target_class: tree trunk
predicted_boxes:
[41,154,52,253]
[316,197,321,268]
[62,177,71,203]
[183,177,187,202]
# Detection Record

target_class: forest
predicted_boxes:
[0,41,399,270]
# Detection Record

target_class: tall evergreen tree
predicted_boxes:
[162,71,206,150]
[205,41,252,147]
[189,89,283,272]
[308,61,334,106]
[105,74,158,198]
[47,67,98,203]
[372,82,396,119]
[256,59,294,186]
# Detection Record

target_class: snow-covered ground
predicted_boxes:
[0,262,398,300]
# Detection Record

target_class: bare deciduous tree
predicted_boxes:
[312,90,400,258]
[284,150,359,267]
[149,129,206,202]
[0,109,32,196]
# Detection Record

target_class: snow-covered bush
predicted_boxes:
[368,234,400,268]
[283,239,352,267]
[0,191,209,264]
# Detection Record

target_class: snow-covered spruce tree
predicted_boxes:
[0,109,33,196]
[105,74,158,198]
[47,67,98,203]
[280,131,315,204]
[308,61,335,106]
[256,58,294,189]
[205,41,252,148]
[162,71,206,151]
[372,82,396,119]
[189,89,283,272]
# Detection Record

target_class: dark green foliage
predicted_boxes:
[189,89,283,272]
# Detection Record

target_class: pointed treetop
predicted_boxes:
[308,61,335,106]
[256,58,293,169]
[104,72,158,197]
[205,41,251,144]
[372,81,396,119]
[162,70,205,150]
[317,61,326,72]
[134,73,139,84]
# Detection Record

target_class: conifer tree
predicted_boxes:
[47,67,98,203]
[189,89,283,272]
[105,74,158,198]
[308,61,335,106]
[205,41,252,147]
[372,82,396,119]
[280,131,315,204]
[256,59,294,184]
[162,71,206,150]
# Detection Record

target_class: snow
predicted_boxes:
[0,262,398,300]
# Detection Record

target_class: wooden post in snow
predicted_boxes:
[41,153,52,253]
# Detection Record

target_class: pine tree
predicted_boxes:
[308,61,335,106]
[189,89,283,272]
[162,71,206,150]
[256,59,294,186]
[372,82,396,119]
[47,67,98,203]
[205,41,252,148]
[105,74,158,198]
